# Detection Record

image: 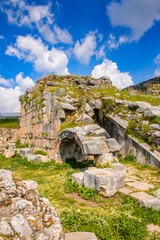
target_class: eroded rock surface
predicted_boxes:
[0,169,64,240]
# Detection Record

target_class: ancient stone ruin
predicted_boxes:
[0,169,64,239]
[16,74,160,168]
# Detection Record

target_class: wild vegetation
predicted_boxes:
[0,153,160,240]
[0,118,20,128]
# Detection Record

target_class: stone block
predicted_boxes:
[72,172,84,187]
[4,149,15,158]
[65,232,98,240]
[98,153,113,166]
[130,192,160,210]
[27,154,50,163]
[126,181,154,191]
[105,138,122,153]
[19,148,33,158]
[82,114,93,124]
[0,169,12,181]
[0,220,14,236]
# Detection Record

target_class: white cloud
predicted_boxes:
[154,68,160,77]
[107,34,129,50]
[95,45,106,60]
[0,75,12,87]
[16,72,34,92]
[91,59,133,89]
[73,32,97,65]
[107,0,160,41]
[0,86,22,112]
[154,54,160,64]
[0,35,4,40]
[6,35,69,75]
[0,72,35,113]
[1,0,72,45]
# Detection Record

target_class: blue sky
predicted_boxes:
[0,0,160,112]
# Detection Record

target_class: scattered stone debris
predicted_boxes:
[0,169,65,239]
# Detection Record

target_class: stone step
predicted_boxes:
[65,232,98,240]
[126,181,154,191]
[130,192,160,210]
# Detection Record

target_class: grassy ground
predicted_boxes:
[0,154,160,240]
[0,118,20,128]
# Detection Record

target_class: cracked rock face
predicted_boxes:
[0,169,64,240]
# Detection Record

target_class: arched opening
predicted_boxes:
[59,138,85,163]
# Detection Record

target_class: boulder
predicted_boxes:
[11,214,33,236]
[52,88,65,97]
[0,169,12,181]
[19,148,33,158]
[82,141,107,155]
[27,154,50,163]
[150,124,160,130]
[111,163,126,172]
[0,220,14,236]
[91,100,102,110]
[154,188,160,199]
[98,153,114,166]
[84,103,94,117]
[65,232,98,240]
[144,106,160,118]
[57,103,76,111]
[4,149,15,158]
[105,138,122,153]
[82,114,94,124]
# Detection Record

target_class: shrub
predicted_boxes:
[34,150,47,156]
[15,139,28,148]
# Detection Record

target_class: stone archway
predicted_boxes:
[59,138,85,163]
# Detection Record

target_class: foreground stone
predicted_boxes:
[72,172,84,187]
[27,154,50,163]
[0,169,64,239]
[130,192,160,210]
[4,149,15,158]
[65,232,98,240]
[19,148,33,158]
[126,181,154,191]
[83,168,125,197]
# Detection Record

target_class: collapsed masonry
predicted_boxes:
[19,75,121,164]
[19,74,160,167]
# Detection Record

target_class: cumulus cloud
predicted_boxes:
[0,75,13,87]
[6,35,69,75]
[73,32,97,65]
[107,0,160,41]
[16,72,34,92]
[107,34,129,50]
[1,0,72,45]
[0,35,4,40]
[154,54,160,64]
[0,72,35,113]
[0,86,22,112]
[91,59,133,89]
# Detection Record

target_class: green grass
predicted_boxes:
[0,118,20,128]
[0,154,160,240]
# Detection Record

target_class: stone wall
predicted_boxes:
[104,115,160,167]
[0,128,20,153]
[19,75,113,163]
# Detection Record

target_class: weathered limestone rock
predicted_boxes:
[91,100,102,110]
[57,102,76,111]
[111,163,126,171]
[83,168,125,197]
[118,187,132,196]
[19,148,33,158]
[98,153,114,166]
[126,181,154,191]
[65,232,98,240]
[4,149,15,158]
[72,172,84,187]
[82,114,94,124]
[27,154,50,163]
[0,169,65,239]
[0,219,14,236]
[153,188,160,199]
[84,103,94,117]
[105,138,122,153]
[11,214,33,236]
[144,106,160,118]
[150,124,160,130]
[130,192,160,210]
